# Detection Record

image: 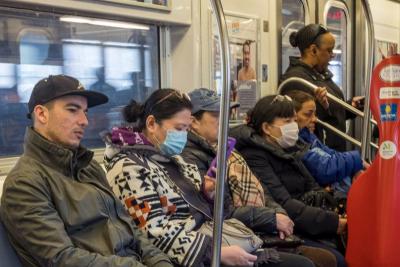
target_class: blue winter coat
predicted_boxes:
[300,128,363,186]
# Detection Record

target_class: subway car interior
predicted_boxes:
[0,0,400,266]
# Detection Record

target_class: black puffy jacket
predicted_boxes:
[230,125,339,237]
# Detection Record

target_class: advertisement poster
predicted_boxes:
[211,13,259,120]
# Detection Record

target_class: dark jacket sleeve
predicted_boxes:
[302,139,363,185]
[264,186,288,215]
[0,174,154,267]
[230,206,277,234]
[240,148,339,236]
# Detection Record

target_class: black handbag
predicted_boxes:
[259,234,304,248]
[300,190,338,212]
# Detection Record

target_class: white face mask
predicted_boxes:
[270,122,299,148]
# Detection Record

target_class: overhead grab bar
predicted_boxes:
[278,77,377,126]
[317,119,378,149]
[209,0,231,266]
[360,0,375,160]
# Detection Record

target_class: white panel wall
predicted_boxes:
[370,0,400,44]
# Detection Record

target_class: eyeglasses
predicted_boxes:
[148,90,191,113]
[272,95,292,104]
[153,90,191,106]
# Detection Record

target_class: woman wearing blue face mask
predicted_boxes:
[230,94,347,267]
[104,89,315,267]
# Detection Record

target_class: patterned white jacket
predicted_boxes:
[104,142,212,267]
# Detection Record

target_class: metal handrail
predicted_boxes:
[209,0,230,266]
[360,0,375,160]
[317,119,378,149]
[278,77,377,125]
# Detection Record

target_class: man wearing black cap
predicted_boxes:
[0,75,173,267]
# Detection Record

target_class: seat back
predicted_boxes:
[0,209,23,267]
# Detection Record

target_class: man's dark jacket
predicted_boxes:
[1,127,172,267]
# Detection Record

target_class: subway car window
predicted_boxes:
[326,6,348,96]
[281,0,305,73]
[0,8,159,157]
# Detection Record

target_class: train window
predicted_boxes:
[325,5,349,98]
[0,7,159,157]
[281,0,306,73]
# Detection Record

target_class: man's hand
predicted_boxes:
[315,87,329,110]
[276,213,294,238]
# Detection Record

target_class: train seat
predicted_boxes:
[0,207,22,267]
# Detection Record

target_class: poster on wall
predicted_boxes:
[375,39,398,66]
[236,80,257,119]
[211,13,259,120]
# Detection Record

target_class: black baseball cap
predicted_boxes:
[189,88,240,114]
[27,74,108,119]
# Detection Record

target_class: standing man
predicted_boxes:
[0,74,173,267]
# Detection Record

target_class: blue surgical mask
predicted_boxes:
[159,130,188,156]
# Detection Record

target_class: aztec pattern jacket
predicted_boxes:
[104,127,212,267]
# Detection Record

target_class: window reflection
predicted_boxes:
[326,6,347,96]
[281,0,305,73]
[0,7,159,157]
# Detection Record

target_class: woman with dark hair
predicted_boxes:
[285,90,367,198]
[280,23,364,152]
[230,95,347,267]
[104,89,315,267]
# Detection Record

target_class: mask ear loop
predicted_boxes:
[150,132,162,150]
[264,124,282,144]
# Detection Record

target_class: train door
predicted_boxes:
[319,0,357,147]
[318,0,354,101]
[279,0,315,76]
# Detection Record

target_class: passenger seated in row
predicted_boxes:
[230,95,347,267]
[0,75,173,267]
[104,88,315,267]
[285,90,368,198]
[182,88,337,267]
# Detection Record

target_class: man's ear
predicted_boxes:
[33,105,49,124]
[190,116,200,131]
